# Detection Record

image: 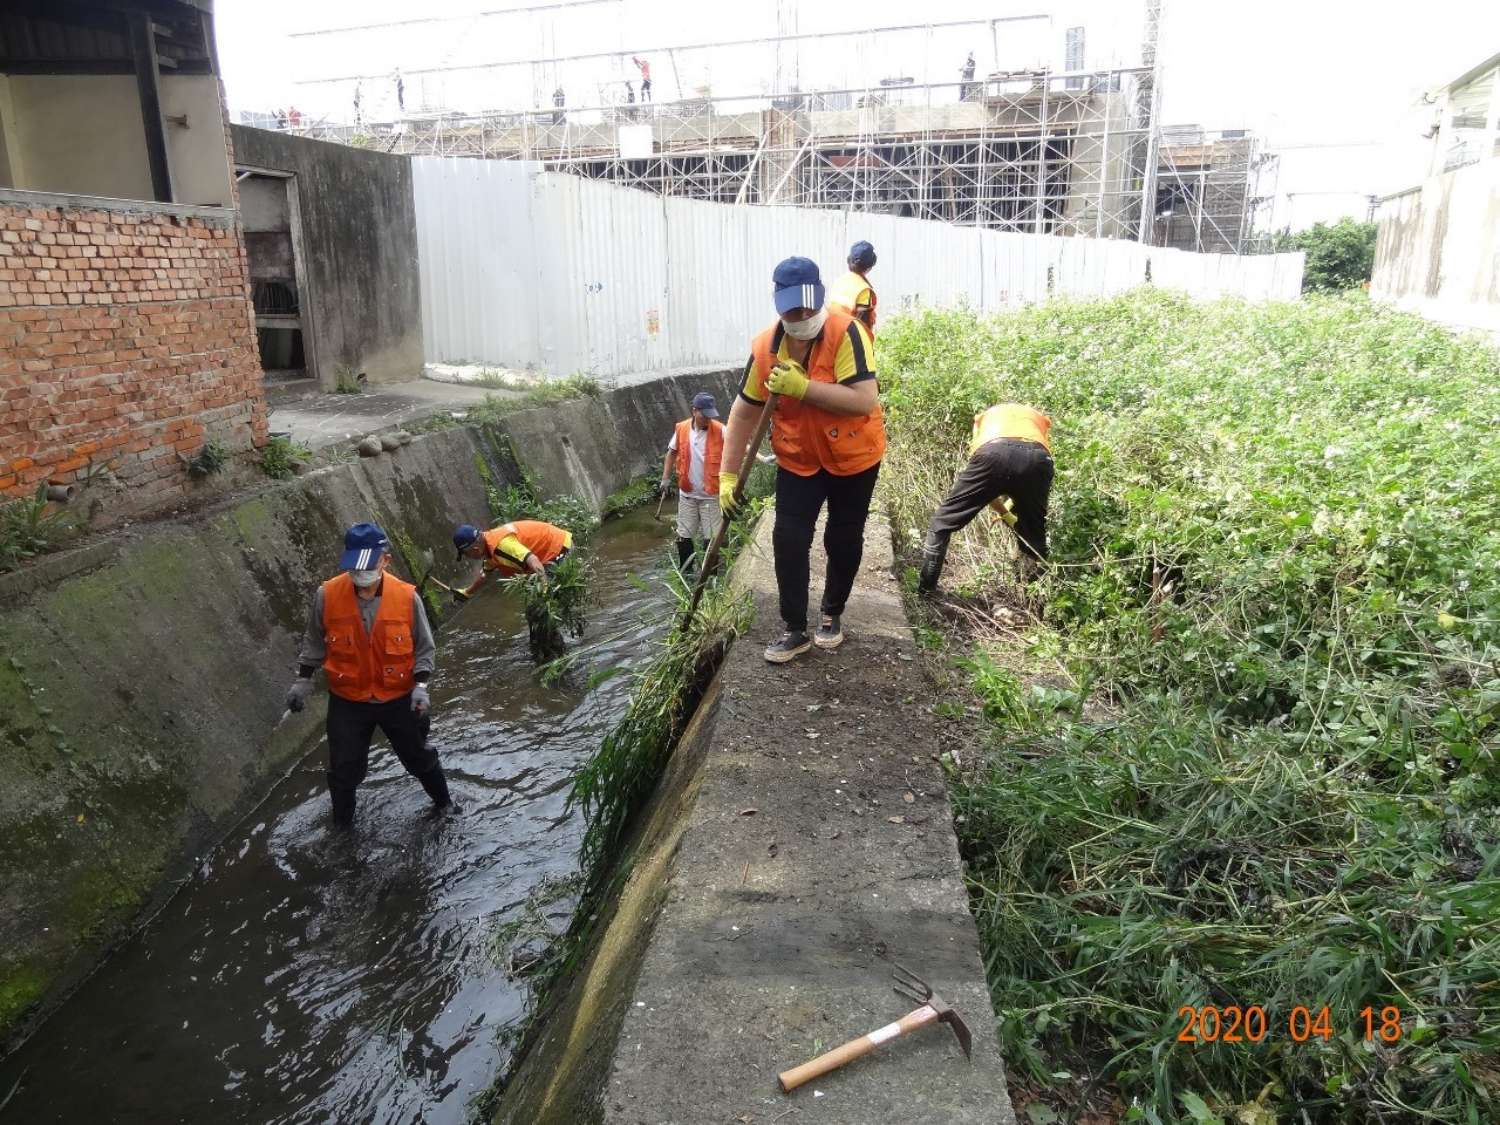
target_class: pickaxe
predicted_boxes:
[777,963,972,1093]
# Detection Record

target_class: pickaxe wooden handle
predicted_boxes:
[777,1003,942,1093]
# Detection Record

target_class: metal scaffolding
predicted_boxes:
[271,8,1270,252]
[287,65,1176,241]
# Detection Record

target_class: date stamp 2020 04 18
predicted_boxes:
[1176,1005,1405,1045]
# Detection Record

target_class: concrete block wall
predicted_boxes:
[0,193,267,507]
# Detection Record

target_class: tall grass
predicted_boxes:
[882,291,1500,1123]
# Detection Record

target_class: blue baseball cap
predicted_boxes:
[691,392,719,418]
[453,523,481,561]
[773,256,825,315]
[849,240,877,271]
[340,522,390,570]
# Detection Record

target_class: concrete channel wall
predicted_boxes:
[0,371,734,1042]
[497,520,1014,1124]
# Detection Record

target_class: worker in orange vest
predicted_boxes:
[719,256,884,663]
[659,391,725,571]
[451,519,574,597]
[827,240,877,334]
[917,403,1055,594]
[284,522,453,826]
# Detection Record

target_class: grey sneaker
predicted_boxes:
[764,630,812,663]
[814,615,844,649]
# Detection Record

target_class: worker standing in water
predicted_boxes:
[451,519,574,598]
[828,241,878,334]
[659,392,725,572]
[917,403,1054,594]
[284,522,454,826]
[718,256,884,663]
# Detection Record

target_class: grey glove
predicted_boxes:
[658,479,673,498]
[285,677,314,713]
[411,682,431,714]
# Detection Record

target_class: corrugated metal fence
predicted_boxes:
[413,158,1305,377]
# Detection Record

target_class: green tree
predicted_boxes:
[1274,218,1378,292]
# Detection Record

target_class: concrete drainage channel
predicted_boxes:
[496,520,1014,1125]
[0,373,1012,1124]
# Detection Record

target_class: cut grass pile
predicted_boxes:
[881,291,1500,1123]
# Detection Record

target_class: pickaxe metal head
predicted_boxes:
[892,962,972,1059]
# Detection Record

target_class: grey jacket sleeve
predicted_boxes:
[412,590,436,678]
[297,587,326,670]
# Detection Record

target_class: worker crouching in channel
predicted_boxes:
[285,522,455,827]
[659,391,725,571]
[719,256,885,663]
[451,518,574,597]
[917,403,1054,595]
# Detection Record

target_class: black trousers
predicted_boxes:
[773,463,881,631]
[325,691,449,824]
[928,438,1054,559]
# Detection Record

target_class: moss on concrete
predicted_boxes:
[0,962,48,1030]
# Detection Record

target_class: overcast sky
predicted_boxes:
[216,0,1500,229]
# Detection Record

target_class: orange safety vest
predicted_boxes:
[674,418,725,495]
[750,311,886,478]
[320,572,417,703]
[827,269,877,334]
[481,520,573,577]
[970,404,1052,514]
[969,404,1051,455]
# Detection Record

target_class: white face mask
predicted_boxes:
[350,568,382,588]
[782,307,827,340]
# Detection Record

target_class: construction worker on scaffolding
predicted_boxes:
[828,240,878,335]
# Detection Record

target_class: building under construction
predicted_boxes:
[272,8,1274,253]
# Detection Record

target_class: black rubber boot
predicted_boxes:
[329,788,356,828]
[916,532,950,595]
[415,766,453,811]
[676,537,696,572]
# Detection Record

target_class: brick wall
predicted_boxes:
[0,195,267,510]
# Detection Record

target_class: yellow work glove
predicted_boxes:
[718,471,740,516]
[766,360,810,400]
[994,495,1018,527]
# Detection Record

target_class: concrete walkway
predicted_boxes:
[603,517,1015,1124]
[267,379,517,451]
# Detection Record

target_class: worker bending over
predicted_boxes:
[660,391,725,571]
[917,403,1054,594]
[452,519,573,598]
[285,522,453,826]
[827,240,877,334]
[719,256,885,663]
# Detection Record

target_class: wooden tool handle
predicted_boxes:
[778,1005,937,1093]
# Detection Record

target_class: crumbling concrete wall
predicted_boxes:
[229,127,424,387]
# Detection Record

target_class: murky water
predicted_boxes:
[0,509,674,1125]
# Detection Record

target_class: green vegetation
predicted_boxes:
[258,435,312,480]
[463,373,602,427]
[523,552,594,662]
[602,474,659,520]
[184,439,229,478]
[882,292,1500,1123]
[1274,218,1379,293]
[0,485,76,572]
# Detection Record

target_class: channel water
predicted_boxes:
[0,508,674,1124]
